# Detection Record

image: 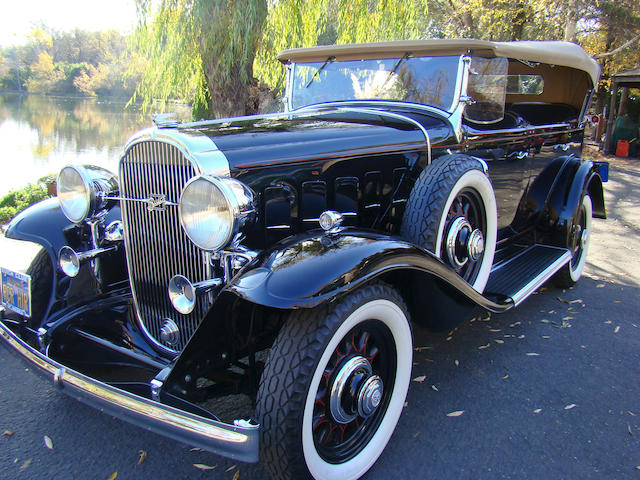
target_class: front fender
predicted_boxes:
[225,230,511,313]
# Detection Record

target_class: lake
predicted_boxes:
[0,93,191,196]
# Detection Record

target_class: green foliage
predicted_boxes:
[0,183,53,225]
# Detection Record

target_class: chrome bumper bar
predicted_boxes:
[0,319,259,462]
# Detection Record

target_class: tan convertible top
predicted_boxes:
[277,39,600,86]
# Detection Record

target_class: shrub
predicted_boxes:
[0,182,53,225]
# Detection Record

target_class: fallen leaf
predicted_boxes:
[412,375,426,383]
[629,411,637,416]
[431,385,439,392]
[564,404,577,410]
[137,450,147,466]
[502,374,509,379]
[636,466,640,471]
[633,324,638,328]
[44,435,53,450]
[447,410,464,417]
[604,320,612,324]
[541,319,550,323]
[446,336,452,341]
[2,430,13,436]
[232,471,240,480]
[557,297,570,304]
[193,464,217,471]
[226,465,237,472]
[628,425,635,437]
[494,339,504,344]
[614,300,622,303]
[424,358,435,363]
[526,353,540,356]
[489,328,501,332]
[562,316,574,321]
[190,447,203,452]
[596,283,605,288]
[19,459,32,472]
[533,408,542,414]
[614,326,620,333]
[478,343,490,349]
[107,473,117,480]
[414,346,433,352]
[542,335,551,339]
[510,321,521,327]
[518,335,525,339]
[454,360,459,367]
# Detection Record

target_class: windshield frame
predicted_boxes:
[285,54,466,115]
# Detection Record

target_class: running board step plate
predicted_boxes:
[485,245,571,306]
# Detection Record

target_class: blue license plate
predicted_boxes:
[1,267,31,317]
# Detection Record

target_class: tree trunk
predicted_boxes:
[564,0,578,42]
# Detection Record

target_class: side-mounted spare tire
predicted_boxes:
[401,154,497,292]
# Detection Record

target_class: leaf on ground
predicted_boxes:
[2,430,13,436]
[542,335,551,339]
[480,314,491,322]
[478,343,490,349]
[518,335,526,339]
[137,450,147,466]
[541,319,550,323]
[510,321,521,327]
[454,360,459,367]
[596,283,605,288]
[614,300,622,303]
[502,374,509,379]
[193,464,217,471]
[424,358,435,363]
[533,408,542,414]
[107,473,117,480]
[562,316,574,321]
[412,375,426,383]
[494,339,504,344]
[628,425,635,437]
[604,320,612,324]
[557,297,571,304]
[635,465,640,471]
[447,410,464,417]
[629,411,637,416]
[414,346,433,352]
[548,310,556,314]
[232,471,240,480]
[225,464,237,472]
[614,326,621,333]
[43,435,53,450]
[489,328,501,332]
[190,447,203,452]
[431,385,439,392]
[564,404,577,410]
[526,352,540,356]
[446,336,452,341]
[19,459,31,472]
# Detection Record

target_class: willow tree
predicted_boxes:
[132,0,268,118]
[254,0,429,95]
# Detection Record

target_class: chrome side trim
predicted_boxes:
[510,249,571,306]
[0,321,259,462]
[340,107,432,164]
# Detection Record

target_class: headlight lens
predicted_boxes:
[179,176,253,251]
[57,166,90,223]
[57,165,118,223]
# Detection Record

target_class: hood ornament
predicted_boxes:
[146,193,177,212]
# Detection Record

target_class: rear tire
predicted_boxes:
[554,194,592,287]
[256,284,412,480]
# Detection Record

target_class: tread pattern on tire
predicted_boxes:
[255,284,409,480]
[400,154,486,254]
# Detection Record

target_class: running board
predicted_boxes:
[485,245,571,307]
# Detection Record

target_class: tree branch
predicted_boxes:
[595,33,640,59]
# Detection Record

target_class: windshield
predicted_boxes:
[289,56,461,112]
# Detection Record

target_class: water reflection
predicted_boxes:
[0,93,190,196]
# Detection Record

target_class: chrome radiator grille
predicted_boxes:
[120,141,211,354]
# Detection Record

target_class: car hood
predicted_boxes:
[180,107,448,171]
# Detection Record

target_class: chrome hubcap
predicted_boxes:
[160,318,180,347]
[329,355,383,424]
[467,228,485,261]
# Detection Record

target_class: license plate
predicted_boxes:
[1,267,31,317]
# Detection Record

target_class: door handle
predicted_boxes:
[507,151,529,160]
[554,144,570,151]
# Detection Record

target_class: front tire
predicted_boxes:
[256,284,412,480]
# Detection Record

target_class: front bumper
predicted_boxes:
[0,318,260,463]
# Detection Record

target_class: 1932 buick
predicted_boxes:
[0,39,608,480]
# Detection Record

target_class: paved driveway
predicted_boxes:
[1,155,638,479]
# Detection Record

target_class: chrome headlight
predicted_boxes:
[179,175,254,251]
[57,165,118,223]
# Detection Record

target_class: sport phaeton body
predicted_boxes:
[0,39,607,480]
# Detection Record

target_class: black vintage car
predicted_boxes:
[0,39,607,480]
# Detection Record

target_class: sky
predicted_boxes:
[0,0,139,46]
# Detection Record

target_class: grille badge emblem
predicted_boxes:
[147,193,169,211]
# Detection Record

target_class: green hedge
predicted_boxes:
[0,179,55,225]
